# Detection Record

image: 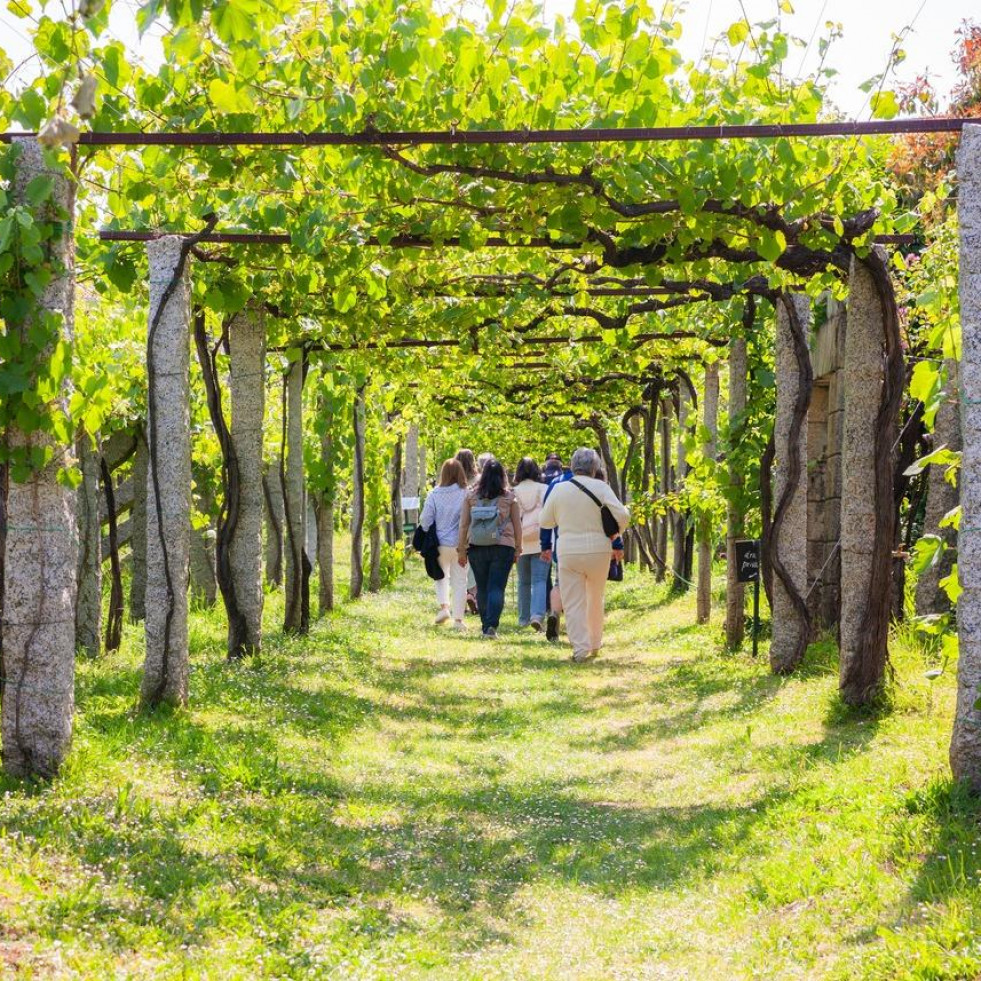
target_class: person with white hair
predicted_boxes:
[539,447,630,662]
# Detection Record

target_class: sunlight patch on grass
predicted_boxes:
[0,558,978,978]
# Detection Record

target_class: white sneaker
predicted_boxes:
[435,608,451,625]
[452,620,467,632]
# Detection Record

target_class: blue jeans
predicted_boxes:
[467,545,515,631]
[516,552,549,624]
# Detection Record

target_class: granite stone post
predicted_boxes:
[770,295,811,675]
[1,138,77,777]
[228,303,265,653]
[952,124,981,789]
[141,236,191,708]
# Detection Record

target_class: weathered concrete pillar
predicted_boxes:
[697,363,719,623]
[189,524,217,606]
[403,424,421,527]
[129,429,148,621]
[316,497,334,614]
[283,360,306,633]
[671,383,689,591]
[916,358,961,616]
[1,138,77,777]
[770,295,811,675]
[726,336,748,647]
[840,250,890,703]
[75,429,102,656]
[369,523,382,593]
[350,387,366,600]
[228,304,265,654]
[315,412,335,615]
[263,461,284,587]
[306,497,318,563]
[142,236,191,709]
[952,124,981,789]
[656,395,672,581]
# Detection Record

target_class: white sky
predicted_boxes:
[0,0,974,118]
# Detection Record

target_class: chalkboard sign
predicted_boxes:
[735,539,761,583]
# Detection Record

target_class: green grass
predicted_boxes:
[2,555,980,979]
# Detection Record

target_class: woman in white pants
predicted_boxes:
[420,458,470,630]
[539,448,630,661]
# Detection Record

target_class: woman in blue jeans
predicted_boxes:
[513,457,549,629]
[457,460,522,638]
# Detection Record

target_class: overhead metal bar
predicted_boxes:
[2,117,970,147]
[275,329,724,353]
[98,229,914,249]
[98,231,292,244]
[98,230,576,249]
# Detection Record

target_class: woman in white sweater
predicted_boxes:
[539,447,630,661]
[419,458,469,630]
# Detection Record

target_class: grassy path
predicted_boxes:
[1,560,980,979]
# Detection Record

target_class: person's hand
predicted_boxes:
[540,549,552,563]
[458,555,467,568]
[612,549,624,562]
[514,553,520,565]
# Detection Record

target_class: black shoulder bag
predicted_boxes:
[569,479,625,582]
[569,479,620,537]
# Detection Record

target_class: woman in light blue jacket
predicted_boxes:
[420,458,470,630]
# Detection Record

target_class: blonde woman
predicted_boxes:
[419,458,470,631]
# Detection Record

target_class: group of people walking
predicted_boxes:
[417,446,630,662]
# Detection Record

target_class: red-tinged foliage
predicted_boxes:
[888,20,981,202]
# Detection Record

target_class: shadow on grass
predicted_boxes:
[0,565,905,964]
[889,776,981,923]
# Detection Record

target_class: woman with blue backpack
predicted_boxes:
[457,459,522,639]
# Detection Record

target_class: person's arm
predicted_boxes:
[457,495,472,564]
[539,487,558,561]
[420,492,435,531]
[602,484,631,532]
[510,499,522,559]
[539,481,556,553]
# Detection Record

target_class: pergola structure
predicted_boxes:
[1,113,979,791]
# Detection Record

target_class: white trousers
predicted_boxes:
[435,545,469,621]
[557,551,611,656]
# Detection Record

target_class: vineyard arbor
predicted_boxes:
[0,2,978,788]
